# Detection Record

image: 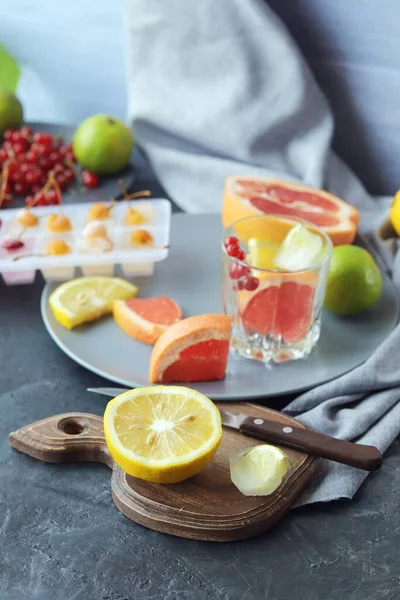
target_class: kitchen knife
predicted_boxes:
[87,387,382,471]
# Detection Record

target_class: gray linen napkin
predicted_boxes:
[285,200,400,506]
[285,329,400,506]
[124,0,375,217]
[124,0,400,503]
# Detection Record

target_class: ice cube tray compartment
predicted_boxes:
[0,198,171,284]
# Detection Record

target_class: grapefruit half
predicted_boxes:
[113,296,182,346]
[238,273,317,344]
[149,314,232,383]
[222,176,359,246]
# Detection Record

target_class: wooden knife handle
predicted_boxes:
[9,413,113,468]
[240,417,382,471]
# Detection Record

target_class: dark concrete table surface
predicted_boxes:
[0,128,399,600]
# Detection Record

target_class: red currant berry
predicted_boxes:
[236,248,246,261]
[20,126,33,138]
[5,182,12,194]
[7,161,18,176]
[226,243,240,257]
[3,129,14,141]
[81,170,99,189]
[38,173,48,186]
[10,169,23,183]
[3,141,14,152]
[45,189,59,205]
[34,193,47,206]
[53,163,64,174]
[11,131,23,143]
[229,263,250,280]
[25,150,39,164]
[49,151,60,165]
[13,142,26,155]
[33,132,53,146]
[32,185,43,194]
[63,168,75,183]
[224,236,239,248]
[38,157,52,171]
[56,174,67,189]
[38,143,53,156]
[0,148,8,162]
[25,169,42,186]
[14,182,28,196]
[2,239,24,251]
[19,163,30,174]
[66,150,77,163]
[241,276,259,291]
[25,195,34,206]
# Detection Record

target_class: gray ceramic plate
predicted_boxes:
[41,214,399,400]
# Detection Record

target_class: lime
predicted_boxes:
[248,237,278,269]
[324,245,382,316]
[229,444,291,496]
[274,223,324,271]
[0,90,23,134]
[72,114,134,175]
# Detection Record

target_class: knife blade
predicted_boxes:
[87,388,382,471]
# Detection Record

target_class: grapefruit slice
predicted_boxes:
[222,176,359,246]
[149,314,232,383]
[239,273,317,344]
[113,296,182,345]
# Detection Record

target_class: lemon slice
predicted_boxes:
[230,445,291,496]
[274,224,323,271]
[248,237,279,269]
[390,189,400,236]
[49,276,137,329]
[104,386,222,484]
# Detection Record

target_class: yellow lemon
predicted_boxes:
[248,237,278,269]
[49,276,137,329]
[104,386,222,484]
[390,190,400,236]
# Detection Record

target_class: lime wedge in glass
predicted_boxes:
[229,444,291,496]
[274,224,323,271]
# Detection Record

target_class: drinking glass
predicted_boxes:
[222,214,332,363]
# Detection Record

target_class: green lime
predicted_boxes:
[0,90,23,134]
[72,114,134,175]
[324,245,382,316]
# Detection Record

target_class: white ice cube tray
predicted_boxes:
[0,199,171,285]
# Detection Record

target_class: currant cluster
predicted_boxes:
[224,236,259,291]
[0,126,99,208]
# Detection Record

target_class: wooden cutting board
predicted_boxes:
[9,403,317,542]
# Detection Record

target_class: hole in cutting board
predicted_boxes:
[57,417,87,436]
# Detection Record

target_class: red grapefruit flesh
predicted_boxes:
[113,296,182,346]
[240,277,315,344]
[222,177,360,246]
[161,340,230,383]
[149,314,232,383]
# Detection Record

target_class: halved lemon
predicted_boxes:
[49,276,138,329]
[104,386,222,484]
